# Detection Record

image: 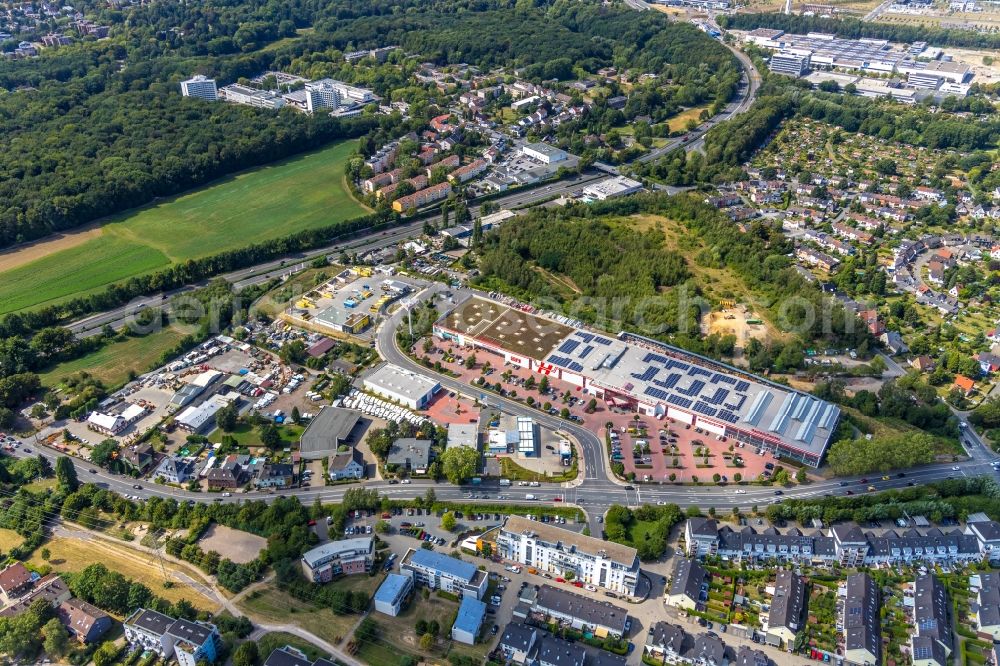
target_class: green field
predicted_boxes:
[38,325,193,389]
[207,421,305,448]
[0,140,365,315]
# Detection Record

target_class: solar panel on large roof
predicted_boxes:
[568,362,583,372]
[645,387,668,401]
[708,388,729,405]
[579,345,593,359]
[694,402,717,417]
[735,380,751,392]
[679,380,705,397]
[691,367,713,379]
[549,356,570,368]
[724,394,746,411]
[632,367,658,382]
[594,337,612,345]
[577,333,594,343]
[644,353,669,365]
[558,339,580,354]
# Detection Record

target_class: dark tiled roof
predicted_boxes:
[535,585,628,634]
[669,558,706,603]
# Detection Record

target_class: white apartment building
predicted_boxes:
[180,75,218,101]
[400,548,489,599]
[497,515,640,596]
[305,78,375,113]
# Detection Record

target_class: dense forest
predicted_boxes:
[474,192,873,360]
[719,12,1000,50]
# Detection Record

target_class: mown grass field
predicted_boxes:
[0,140,365,315]
[206,421,305,448]
[38,325,194,389]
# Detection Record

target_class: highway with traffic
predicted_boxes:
[66,33,762,343]
[68,170,605,339]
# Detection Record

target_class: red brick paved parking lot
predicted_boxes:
[413,338,805,484]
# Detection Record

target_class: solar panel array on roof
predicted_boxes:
[632,367,659,382]
[645,387,669,400]
[678,380,705,397]
[558,339,580,354]
[654,373,681,390]
[718,409,739,424]
[693,402,717,417]
[538,324,838,457]
[667,395,693,408]
[725,394,746,411]
[706,388,729,405]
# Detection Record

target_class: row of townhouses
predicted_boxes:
[684,518,1000,566]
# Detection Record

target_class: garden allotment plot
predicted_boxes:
[0,140,365,314]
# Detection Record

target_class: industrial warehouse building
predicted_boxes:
[434,296,840,467]
[298,407,365,459]
[582,176,644,201]
[363,363,440,410]
[498,515,640,596]
[520,142,567,165]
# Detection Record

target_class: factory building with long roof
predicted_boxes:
[434,296,840,467]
